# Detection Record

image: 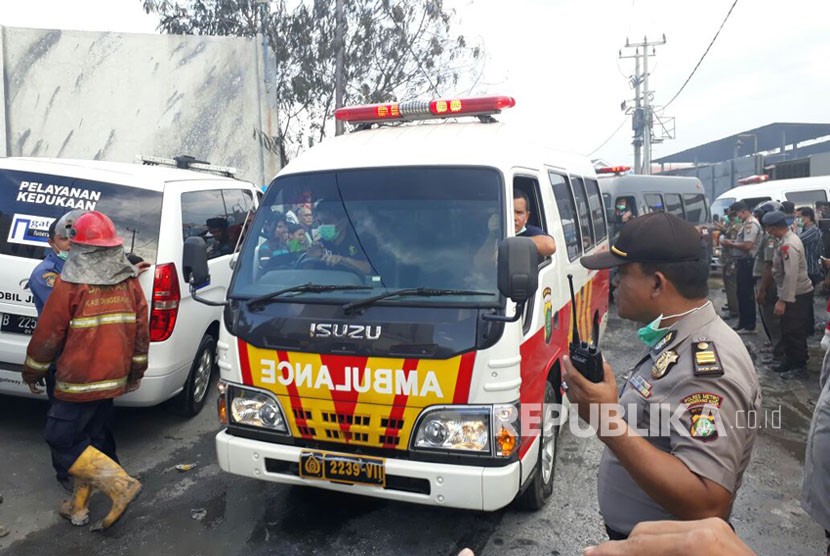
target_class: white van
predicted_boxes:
[711,175,830,217]
[200,95,611,511]
[0,156,259,415]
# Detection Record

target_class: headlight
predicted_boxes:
[412,407,491,453]
[226,385,287,433]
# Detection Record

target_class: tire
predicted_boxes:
[517,379,560,510]
[175,334,216,417]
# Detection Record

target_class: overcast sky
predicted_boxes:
[1,0,828,167]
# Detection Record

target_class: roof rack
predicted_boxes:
[137,155,238,178]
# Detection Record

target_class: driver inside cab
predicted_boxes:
[305,202,373,274]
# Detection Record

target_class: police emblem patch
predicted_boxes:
[693,341,723,377]
[42,271,58,288]
[682,392,723,441]
[651,350,679,379]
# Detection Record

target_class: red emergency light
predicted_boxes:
[736,174,769,185]
[334,95,516,124]
[596,165,631,175]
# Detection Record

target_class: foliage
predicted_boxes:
[141,0,482,166]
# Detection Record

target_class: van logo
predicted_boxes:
[309,323,382,340]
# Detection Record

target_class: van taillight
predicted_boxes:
[150,263,181,342]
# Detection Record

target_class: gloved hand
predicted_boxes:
[26,376,46,395]
[821,331,830,352]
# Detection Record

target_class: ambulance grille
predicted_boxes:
[324,429,369,442]
[297,426,316,436]
[378,435,401,446]
[380,418,404,430]
[322,412,371,426]
[293,409,312,420]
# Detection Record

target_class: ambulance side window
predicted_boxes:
[549,171,581,262]
[644,193,665,213]
[514,175,549,264]
[585,178,607,242]
[571,176,595,251]
[665,193,684,218]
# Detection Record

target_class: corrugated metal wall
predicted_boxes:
[0,26,280,185]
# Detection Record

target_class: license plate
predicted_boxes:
[0,313,37,335]
[299,450,386,487]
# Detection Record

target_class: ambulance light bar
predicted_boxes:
[596,165,631,175]
[138,155,238,177]
[334,95,516,124]
[736,174,769,185]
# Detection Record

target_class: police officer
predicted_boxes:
[802,341,830,556]
[718,209,740,320]
[562,212,762,540]
[763,210,813,378]
[754,202,783,365]
[720,202,762,333]
[27,210,88,491]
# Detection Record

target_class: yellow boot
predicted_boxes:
[68,446,142,531]
[58,480,92,526]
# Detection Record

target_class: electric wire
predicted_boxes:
[588,116,629,157]
[662,0,739,110]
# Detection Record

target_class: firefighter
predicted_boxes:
[22,211,148,531]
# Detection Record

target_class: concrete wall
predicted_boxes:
[810,151,830,177]
[0,26,280,184]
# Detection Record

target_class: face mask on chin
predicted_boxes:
[57,250,69,261]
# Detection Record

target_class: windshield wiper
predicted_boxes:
[342,287,494,314]
[246,283,371,309]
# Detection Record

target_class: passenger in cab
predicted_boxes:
[513,190,555,258]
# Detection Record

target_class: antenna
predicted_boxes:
[567,274,581,346]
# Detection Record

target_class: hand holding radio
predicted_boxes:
[567,274,604,383]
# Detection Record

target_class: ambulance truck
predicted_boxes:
[187,95,610,511]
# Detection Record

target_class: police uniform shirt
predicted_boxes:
[597,302,762,534]
[772,230,813,303]
[29,251,65,315]
[732,215,762,258]
[753,231,777,278]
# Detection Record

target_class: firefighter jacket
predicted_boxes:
[22,276,149,402]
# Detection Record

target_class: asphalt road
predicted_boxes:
[0,280,827,556]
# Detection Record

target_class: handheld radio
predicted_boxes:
[567,274,604,383]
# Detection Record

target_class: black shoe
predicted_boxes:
[57,475,73,493]
[771,361,793,373]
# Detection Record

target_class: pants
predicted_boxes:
[776,291,813,367]
[44,398,119,477]
[736,258,756,329]
[807,274,822,337]
[758,284,783,355]
[723,262,739,316]
[605,524,628,541]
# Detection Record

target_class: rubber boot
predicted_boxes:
[58,480,92,526]
[67,446,142,531]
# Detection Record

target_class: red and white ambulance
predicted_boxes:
[194,96,610,511]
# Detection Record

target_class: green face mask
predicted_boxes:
[317,224,337,241]
[57,250,69,261]
[288,238,305,252]
[637,315,667,347]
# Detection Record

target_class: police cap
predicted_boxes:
[581,212,701,270]
[761,210,788,228]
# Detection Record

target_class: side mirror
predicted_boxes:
[183,236,211,289]
[484,237,539,322]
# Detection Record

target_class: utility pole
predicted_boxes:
[126,227,138,254]
[334,0,345,136]
[620,35,666,174]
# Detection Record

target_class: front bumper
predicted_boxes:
[215,430,521,511]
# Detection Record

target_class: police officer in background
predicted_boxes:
[562,212,762,540]
[754,202,784,365]
[718,209,740,320]
[719,202,762,333]
[763,210,813,378]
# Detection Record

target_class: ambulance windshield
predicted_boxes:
[231,166,504,305]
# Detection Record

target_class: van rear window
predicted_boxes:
[0,170,162,263]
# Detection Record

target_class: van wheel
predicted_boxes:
[517,380,560,510]
[175,334,216,417]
